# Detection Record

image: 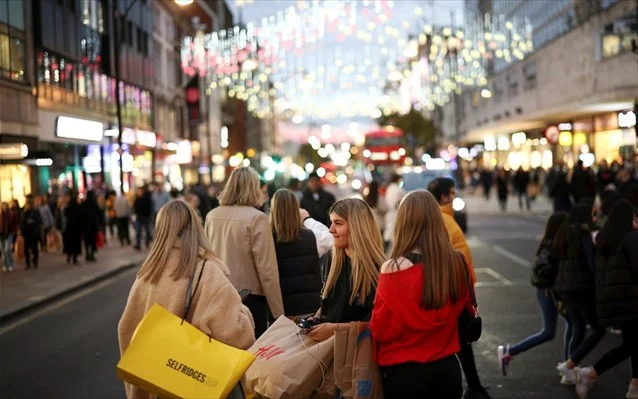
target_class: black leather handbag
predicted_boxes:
[457,254,482,343]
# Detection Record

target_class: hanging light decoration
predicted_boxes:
[181,0,532,121]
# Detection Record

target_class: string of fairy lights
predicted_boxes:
[180,0,533,121]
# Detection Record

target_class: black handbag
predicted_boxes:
[457,254,482,343]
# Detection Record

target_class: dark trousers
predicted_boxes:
[244,294,270,338]
[594,322,638,378]
[458,342,484,391]
[381,355,462,399]
[117,217,131,245]
[84,235,97,259]
[561,292,605,364]
[23,236,39,268]
[518,190,531,210]
[135,217,152,248]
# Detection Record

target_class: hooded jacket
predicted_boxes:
[370,257,470,366]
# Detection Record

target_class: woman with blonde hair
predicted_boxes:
[307,198,385,342]
[118,200,255,399]
[370,190,472,398]
[270,189,332,317]
[205,166,284,337]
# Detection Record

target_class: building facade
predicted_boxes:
[440,0,637,171]
[0,0,38,206]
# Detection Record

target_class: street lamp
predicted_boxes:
[113,0,190,193]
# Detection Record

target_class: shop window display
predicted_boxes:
[0,0,26,82]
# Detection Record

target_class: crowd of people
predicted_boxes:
[117,166,497,399]
[497,181,638,398]
[467,160,638,213]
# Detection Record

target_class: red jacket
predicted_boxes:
[370,262,470,366]
[0,209,19,236]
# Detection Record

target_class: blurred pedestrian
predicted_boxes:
[554,204,604,384]
[300,172,336,227]
[20,195,42,270]
[118,200,255,399]
[570,160,591,205]
[106,193,117,240]
[205,167,284,337]
[498,211,572,378]
[481,168,493,200]
[151,182,170,223]
[286,178,303,201]
[365,180,388,234]
[64,194,82,264]
[80,190,101,262]
[0,202,19,272]
[133,186,153,250]
[371,190,471,399]
[550,163,572,212]
[270,189,331,318]
[258,180,270,214]
[36,196,54,252]
[514,167,531,211]
[383,173,405,252]
[428,177,490,398]
[208,185,220,210]
[496,168,509,212]
[184,193,202,224]
[575,200,638,398]
[306,198,385,343]
[114,192,132,247]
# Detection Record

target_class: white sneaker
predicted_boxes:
[575,367,594,398]
[560,375,575,385]
[627,382,638,399]
[497,345,511,376]
[557,361,577,384]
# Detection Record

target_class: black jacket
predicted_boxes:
[530,238,559,288]
[300,188,336,227]
[554,231,595,294]
[274,229,322,316]
[20,209,42,238]
[595,232,638,327]
[134,191,153,218]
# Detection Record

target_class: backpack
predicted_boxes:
[531,240,558,288]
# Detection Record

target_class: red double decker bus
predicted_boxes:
[363,126,406,166]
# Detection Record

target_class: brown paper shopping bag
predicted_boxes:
[333,323,383,399]
[244,316,334,399]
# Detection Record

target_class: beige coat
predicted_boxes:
[205,205,284,318]
[118,248,255,399]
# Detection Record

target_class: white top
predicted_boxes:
[303,217,333,257]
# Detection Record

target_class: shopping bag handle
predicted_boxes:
[181,260,207,324]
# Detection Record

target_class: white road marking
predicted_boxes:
[493,245,532,268]
[475,267,514,286]
[0,271,132,336]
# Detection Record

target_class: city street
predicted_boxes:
[0,212,632,399]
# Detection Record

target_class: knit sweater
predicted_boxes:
[118,247,255,399]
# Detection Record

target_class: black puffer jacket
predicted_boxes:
[595,232,638,327]
[553,230,595,294]
[274,228,322,316]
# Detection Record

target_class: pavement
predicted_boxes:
[0,213,633,399]
[0,235,148,322]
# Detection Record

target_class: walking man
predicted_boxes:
[20,195,43,270]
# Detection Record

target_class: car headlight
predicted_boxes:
[452,197,466,211]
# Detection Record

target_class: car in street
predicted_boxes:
[401,168,468,232]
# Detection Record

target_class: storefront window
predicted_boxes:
[0,0,26,82]
[601,12,638,59]
[0,164,31,206]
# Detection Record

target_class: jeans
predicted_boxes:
[135,217,152,248]
[381,355,462,399]
[0,234,15,270]
[509,288,573,361]
[594,322,638,378]
[518,191,531,210]
[561,292,605,364]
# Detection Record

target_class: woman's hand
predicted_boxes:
[308,323,336,342]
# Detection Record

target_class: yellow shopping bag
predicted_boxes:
[117,303,255,399]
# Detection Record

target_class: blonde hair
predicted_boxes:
[270,189,301,243]
[323,198,385,304]
[218,167,263,207]
[391,190,462,309]
[138,200,216,284]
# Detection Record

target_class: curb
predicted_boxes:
[0,262,140,326]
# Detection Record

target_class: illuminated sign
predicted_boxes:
[558,131,573,146]
[544,126,560,145]
[176,140,193,164]
[55,116,104,142]
[0,143,28,160]
[618,111,636,128]
[136,130,157,148]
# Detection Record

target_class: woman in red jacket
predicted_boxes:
[370,189,471,398]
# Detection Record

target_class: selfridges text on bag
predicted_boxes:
[333,323,383,399]
[116,261,256,399]
[244,316,334,399]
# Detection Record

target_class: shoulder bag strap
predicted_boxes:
[181,260,207,322]
[457,252,478,308]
